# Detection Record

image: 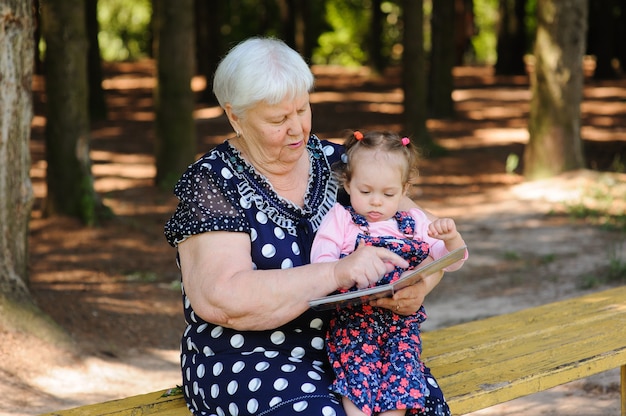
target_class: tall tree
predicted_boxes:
[454,0,475,65]
[195,0,221,104]
[402,0,439,153]
[429,0,456,118]
[0,0,35,304]
[368,0,386,73]
[495,0,528,75]
[587,0,620,80]
[524,0,587,180]
[85,0,107,121]
[42,0,109,225]
[153,0,196,190]
[278,0,305,53]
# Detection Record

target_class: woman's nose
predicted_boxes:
[287,121,303,136]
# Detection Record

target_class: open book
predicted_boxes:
[309,245,467,311]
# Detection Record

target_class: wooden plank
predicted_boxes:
[422,286,626,414]
[42,287,626,416]
[622,365,626,416]
[40,388,189,416]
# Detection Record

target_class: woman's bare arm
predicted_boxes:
[178,231,409,331]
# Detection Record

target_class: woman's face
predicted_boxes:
[229,94,312,172]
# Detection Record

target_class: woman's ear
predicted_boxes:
[224,104,241,133]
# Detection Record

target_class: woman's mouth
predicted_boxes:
[288,140,304,149]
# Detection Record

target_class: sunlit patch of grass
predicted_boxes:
[125,271,158,282]
[562,173,626,231]
[579,240,626,289]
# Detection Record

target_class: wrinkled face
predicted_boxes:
[228,94,312,170]
[345,149,407,223]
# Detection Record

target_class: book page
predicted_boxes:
[309,246,467,311]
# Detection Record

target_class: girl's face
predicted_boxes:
[227,94,312,173]
[345,149,407,223]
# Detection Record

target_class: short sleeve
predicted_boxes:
[164,155,248,247]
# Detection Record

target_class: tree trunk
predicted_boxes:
[86,0,108,120]
[368,0,386,73]
[524,0,587,180]
[429,0,456,118]
[495,0,528,75]
[454,0,475,65]
[402,0,436,152]
[195,0,220,104]
[587,0,619,80]
[0,0,35,302]
[42,0,109,225]
[154,0,196,190]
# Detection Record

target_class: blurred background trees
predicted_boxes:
[3,0,626,307]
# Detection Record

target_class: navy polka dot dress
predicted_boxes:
[165,135,347,415]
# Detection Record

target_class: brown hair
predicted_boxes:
[338,130,421,188]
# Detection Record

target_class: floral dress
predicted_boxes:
[164,135,347,416]
[327,208,451,416]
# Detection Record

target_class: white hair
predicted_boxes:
[212,37,314,117]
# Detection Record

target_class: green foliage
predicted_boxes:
[98,0,152,61]
[524,0,538,49]
[313,0,372,66]
[379,1,403,62]
[125,271,158,282]
[580,240,626,288]
[161,386,183,397]
[562,174,626,232]
[312,0,403,67]
[505,153,520,174]
[607,242,626,282]
[471,0,499,65]
[502,250,521,261]
[610,154,625,173]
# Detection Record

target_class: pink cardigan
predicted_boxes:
[311,203,466,272]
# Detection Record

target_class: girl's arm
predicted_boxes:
[374,198,445,315]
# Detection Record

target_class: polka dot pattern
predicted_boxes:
[164,136,350,415]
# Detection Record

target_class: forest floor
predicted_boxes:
[1,62,626,415]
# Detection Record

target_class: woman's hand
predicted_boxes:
[333,242,409,290]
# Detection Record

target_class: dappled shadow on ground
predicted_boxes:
[11,62,626,415]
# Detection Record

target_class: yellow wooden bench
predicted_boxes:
[42,285,626,416]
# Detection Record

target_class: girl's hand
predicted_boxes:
[373,280,427,315]
[428,218,459,241]
[372,266,445,315]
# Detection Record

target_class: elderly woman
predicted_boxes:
[164,37,449,416]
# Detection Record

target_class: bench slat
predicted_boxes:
[41,389,190,416]
[423,286,626,414]
[43,286,626,416]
